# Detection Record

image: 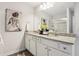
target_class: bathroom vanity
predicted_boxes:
[24,32,76,56]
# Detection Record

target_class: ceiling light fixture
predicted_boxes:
[40,2,54,10]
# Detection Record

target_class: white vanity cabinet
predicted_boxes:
[37,42,48,56]
[25,34,37,55]
[29,36,37,55]
[41,37,71,56]
[36,37,72,56]
[37,38,48,56]
[48,47,69,56]
[25,34,31,50]
[25,33,74,56]
[58,42,73,55]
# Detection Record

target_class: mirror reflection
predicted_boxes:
[34,2,74,34]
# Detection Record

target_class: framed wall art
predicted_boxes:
[5,9,22,32]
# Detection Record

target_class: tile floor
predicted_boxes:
[10,50,33,56]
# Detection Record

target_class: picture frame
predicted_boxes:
[5,9,22,32]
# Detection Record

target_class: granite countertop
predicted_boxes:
[25,32,76,44]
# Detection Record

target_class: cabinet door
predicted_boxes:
[29,39,36,55]
[25,35,30,50]
[48,48,55,56]
[54,49,69,56]
[59,42,72,55]
[48,47,69,56]
[37,42,48,56]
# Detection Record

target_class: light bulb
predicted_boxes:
[39,2,54,10]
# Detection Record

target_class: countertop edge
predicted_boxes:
[25,32,76,44]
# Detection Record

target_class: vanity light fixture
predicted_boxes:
[40,2,54,10]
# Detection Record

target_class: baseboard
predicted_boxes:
[3,48,26,56]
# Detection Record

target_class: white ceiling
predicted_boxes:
[26,2,42,8]
[26,2,75,16]
[43,2,75,16]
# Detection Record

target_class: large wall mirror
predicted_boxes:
[34,2,75,34]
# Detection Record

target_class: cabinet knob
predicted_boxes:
[63,47,67,50]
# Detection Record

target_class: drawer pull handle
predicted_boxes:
[63,47,66,50]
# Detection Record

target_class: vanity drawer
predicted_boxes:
[41,38,59,49]
[32,36,37,41]
[25,34,32,38]
[32,36,41,42]
[36,37,41,43]
[59,42,72,54]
